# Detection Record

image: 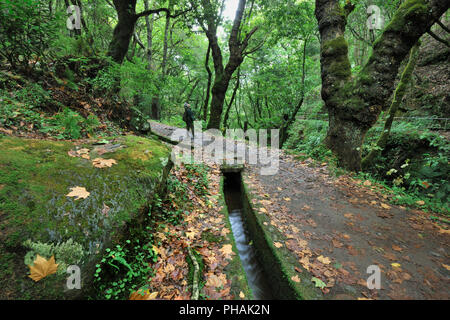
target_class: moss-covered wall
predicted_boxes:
[0,135,171,299]
[239,173,322,300]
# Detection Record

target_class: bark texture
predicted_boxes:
[315,0,449,171]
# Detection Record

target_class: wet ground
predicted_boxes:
[150,121,450,300]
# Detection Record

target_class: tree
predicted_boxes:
[192,0,259,129]
[107,0,184,64]
[315,0,449,171]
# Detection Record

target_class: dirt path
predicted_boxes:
[149,121,450,300]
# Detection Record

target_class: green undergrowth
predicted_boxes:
[0,134,170,299]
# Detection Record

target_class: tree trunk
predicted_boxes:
[107,0,138,64]
[362,43,420,169]
[315,0,449,171]
[203,43,213,122]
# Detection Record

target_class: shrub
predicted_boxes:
[0,0,59,71]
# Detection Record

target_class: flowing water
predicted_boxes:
[223,172,273,300]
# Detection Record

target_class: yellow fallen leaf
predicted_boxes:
[317,255,331,265]
[381,203,391,209]
[259,207,268,214]
[442,264,450,271]
[239,291,245,299]
[274,242,283,248]
[416,200,425,206]
[220,244,234,258]
[28,255,58,282]
[66,186,90,200]
[284,197,291,201]
[391,263,401,268]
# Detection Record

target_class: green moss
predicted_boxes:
[0,135,170,299]
[384,0,429,32]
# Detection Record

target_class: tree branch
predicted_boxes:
[427,29,450,47]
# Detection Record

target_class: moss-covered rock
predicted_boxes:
[0,135,171,299]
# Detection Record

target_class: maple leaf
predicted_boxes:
[92,158,117,168]
[28,255,58,282]
[66,186,90,200]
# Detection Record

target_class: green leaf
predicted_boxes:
[311,277,326,289]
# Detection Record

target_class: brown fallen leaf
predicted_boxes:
[291,275,301,283]
[28,255,58,282]
[220,244,234,258]
[129,290,158,300]
[239,291,245,299]
[92,158,117,168]
[380,203,391,210]
[66,186,90,200]
[392,245,403,252]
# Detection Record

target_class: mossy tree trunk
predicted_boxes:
[315,0,449,171]
[193,0,258,130]
[361,43,421,169]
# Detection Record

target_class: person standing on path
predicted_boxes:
[183,102,195,139]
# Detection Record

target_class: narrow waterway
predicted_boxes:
[222,171,273,300]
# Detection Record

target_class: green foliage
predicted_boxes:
[363,122,449,213]
[93,240,157,300]
[23,238,86,275]
[285,119,333,161]
[0,0,60,70]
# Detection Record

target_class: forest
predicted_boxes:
[0,0,449,303]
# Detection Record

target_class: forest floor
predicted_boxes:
[149,121,450,300]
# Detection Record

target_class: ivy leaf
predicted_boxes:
[28,255,58,282]
[311,277,326,289]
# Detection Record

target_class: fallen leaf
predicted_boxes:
[291,275,301,283]
[28,255,58,282]
[391,263,401,268]
[239,291,245,299]
[129,290,158,300]
[416,200,425,206]
[220,244,234,258]
[317,255,331,265]
[442,264,450,271]
[363,180,372,186]
[92,158,117,168]
[380,203,391,210]
[66,186,90,200]
[392,245,403,252]
[274,242,283,248]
